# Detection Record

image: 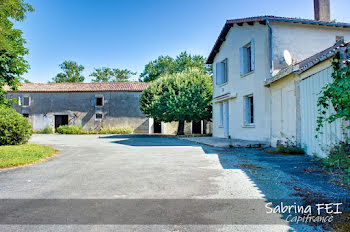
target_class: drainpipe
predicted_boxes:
[266,19,273,76]
[266,19,274,147]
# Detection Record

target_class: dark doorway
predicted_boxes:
[154,120,162,133]
[192,121,202,134]
[55,115,69,130]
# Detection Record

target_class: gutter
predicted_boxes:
[266,19,273,75]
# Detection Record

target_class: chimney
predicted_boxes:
[314,0,330,21]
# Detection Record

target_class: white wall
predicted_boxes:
[270,75,297,146]
[212,22,271,141]
[272,22,350,71]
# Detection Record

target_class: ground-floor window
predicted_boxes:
[219,102,224,127]
[244,95,254,125]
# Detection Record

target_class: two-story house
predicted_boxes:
[207,0,350,145]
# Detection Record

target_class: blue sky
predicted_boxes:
[17,0,350,82]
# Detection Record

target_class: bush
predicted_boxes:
[322,141,350,183]
[0,106,32,145]
[99,126,134,134]
[39,126,54,134]
[56,125,82,134]
[276,138,305,155]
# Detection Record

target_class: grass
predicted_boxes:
[0,144,56,169]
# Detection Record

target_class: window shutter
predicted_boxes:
[240,47,244,76]
[216,62,223,85]
[91,97,96,106]
[250,40,255,71]
[245,98,250,125]
[223,58,228,83]
[18,96,22,106]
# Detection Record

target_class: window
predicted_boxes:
[336,36,344,43]
[22,113,29,118]
[96,113,103,120]
[216,58,228,85]
[20,96,30,106]
[219,102,224,126]
[96,97,103,106]
[244,95,254,125]
[240,40,255,76]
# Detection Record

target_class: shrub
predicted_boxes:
[99,126,134,134]
[276,138,305,155]
[322,141,350,183]
[56,125,82,134]
[39,126,54,134]
[0,106,32,145]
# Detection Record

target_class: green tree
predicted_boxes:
[139,52,211,82]
[51,61,85,83]
[140,69,212,135]
[0,0,33,105]
[139,56,175,82]
[90,67,136,82]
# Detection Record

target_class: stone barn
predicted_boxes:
[7,82,150,133]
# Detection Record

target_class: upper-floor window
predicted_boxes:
[336,35,344,43]
[216,58,228,85]
[19,96,30,106]
[240,40,255,76]
[96,96,104,106]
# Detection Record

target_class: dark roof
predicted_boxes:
[206,16,350,64]
[264,41,350,85]
[6,82,149,93]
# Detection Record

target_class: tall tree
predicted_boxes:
[139,56,175,82]
[51,61,85,83]
[0,0,33,105]
[90,67,136,82]
[139,52,211,82]
[140,69,213,135]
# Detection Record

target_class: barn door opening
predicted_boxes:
[192,121,202,134]
[153,120,162,133]
[55,115,68,130]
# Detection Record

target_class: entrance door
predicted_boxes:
[192,121,202,134]
[55,115,69,130]
[154,120,162,133]
[224,101,229,138]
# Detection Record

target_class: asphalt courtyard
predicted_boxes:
[0,134,343,231]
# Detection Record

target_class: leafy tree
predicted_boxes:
[0,0,33,105]
[317,53,350,137]
[139,56,175,82]
[90,67,136,82]
[139,52,211,82]
[140,69,212,135]
[51,61,85,83]
[90,67,114,82]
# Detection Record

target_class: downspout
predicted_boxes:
[266,19,273,75]
[266,19,273,147]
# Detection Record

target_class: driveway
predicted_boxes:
[0,134,345,231]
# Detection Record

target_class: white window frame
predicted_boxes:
[240,40,255,76]
[219,102,224,127]
[95,96,104,107]
[216,58,228,85]
[22,96,30,107]
[243,95,254,126]
[95,112,103,121]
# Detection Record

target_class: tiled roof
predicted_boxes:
[6,82,149,93]
[206,16,350,64]
[265,41,350,85]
